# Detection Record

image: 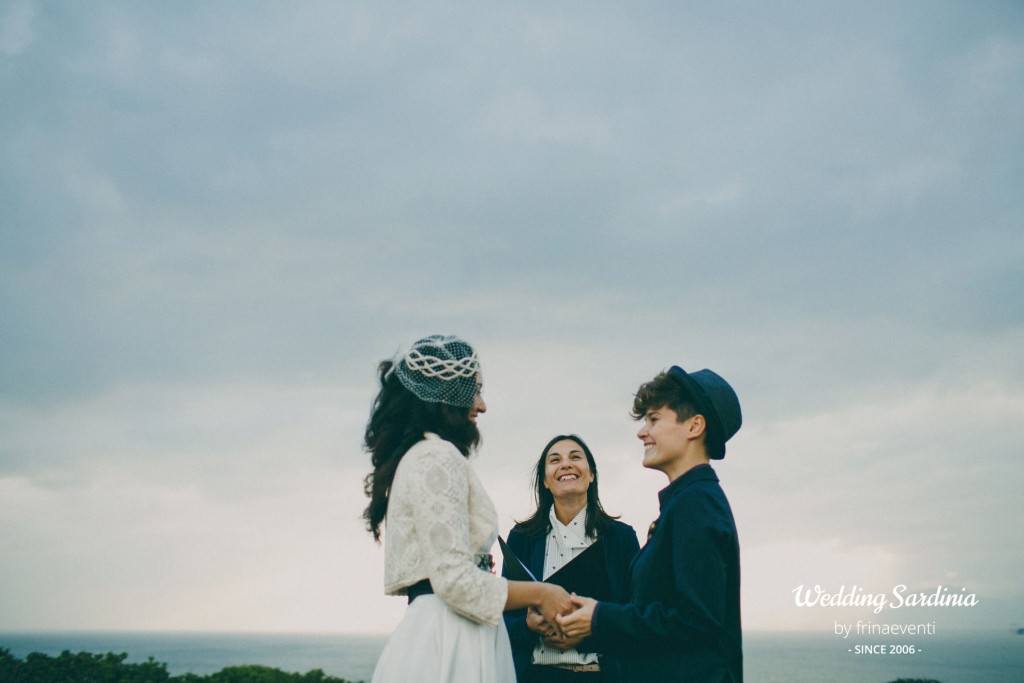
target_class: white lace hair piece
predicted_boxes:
[395,335,480,408]
[403,349,479,380]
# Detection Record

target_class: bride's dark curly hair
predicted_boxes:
[362,359,480,543]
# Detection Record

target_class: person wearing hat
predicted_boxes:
[364,335,574,683]
[557,365,744,682]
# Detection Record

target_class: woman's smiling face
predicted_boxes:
[542,438,595,499]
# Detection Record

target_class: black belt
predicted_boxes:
[406,579,434,604]
[406,553,493,605]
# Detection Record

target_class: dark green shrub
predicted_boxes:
[0,649,170,683]
[0,650,358,683]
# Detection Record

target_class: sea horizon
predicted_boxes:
[2,627,1021,683]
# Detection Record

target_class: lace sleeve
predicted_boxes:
[403,444,508,625]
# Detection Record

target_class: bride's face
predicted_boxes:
[468,372,486,425]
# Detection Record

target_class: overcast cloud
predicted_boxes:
[1,1,1022,634]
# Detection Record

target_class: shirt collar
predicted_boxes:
[548,504,589,548]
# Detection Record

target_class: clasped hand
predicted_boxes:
[556,595,597,639]
[530,593,598,645]
[526,607,583,651]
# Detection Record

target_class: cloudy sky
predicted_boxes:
[1,1,1022,636]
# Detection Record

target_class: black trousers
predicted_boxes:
[523,664,607,683]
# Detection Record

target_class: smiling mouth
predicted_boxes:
[557,474,579,482]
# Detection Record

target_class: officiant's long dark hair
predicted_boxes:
[513,434,619,540]
[362,359,480,543]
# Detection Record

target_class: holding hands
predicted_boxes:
[528,588,597,643]
[525,606,585,651]
[556,595,597,639]
[535,582,575,637]
[506,580,579,636]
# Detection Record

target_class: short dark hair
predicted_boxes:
[631,371,698,423]
[513,434,619,540]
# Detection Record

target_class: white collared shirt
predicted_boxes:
[532,505,599,666]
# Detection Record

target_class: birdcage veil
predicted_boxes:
[394,335,480,408]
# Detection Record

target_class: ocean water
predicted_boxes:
[1,629,1021,682]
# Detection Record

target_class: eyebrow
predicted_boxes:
[547,449,584,459]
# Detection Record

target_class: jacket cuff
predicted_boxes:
[589,601,624,652]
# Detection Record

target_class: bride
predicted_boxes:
[363,335,573,683]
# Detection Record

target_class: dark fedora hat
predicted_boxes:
[666,365,742,459]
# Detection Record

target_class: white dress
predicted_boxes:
[372,434,515,683]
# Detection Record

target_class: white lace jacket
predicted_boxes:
[383,433,508,625]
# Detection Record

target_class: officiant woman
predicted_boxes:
[502,434,640,683]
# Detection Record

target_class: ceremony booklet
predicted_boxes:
[498,536,614,601]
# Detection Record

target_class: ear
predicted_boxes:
[688,414,708,440]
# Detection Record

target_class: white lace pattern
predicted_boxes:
[383,434,508,625]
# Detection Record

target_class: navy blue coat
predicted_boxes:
[502,517,640,682]
[589,464,742,682]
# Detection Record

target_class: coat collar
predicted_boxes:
[657,463,718,509]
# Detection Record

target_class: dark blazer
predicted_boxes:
[502,517,640,683]
[589,464,742,682]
